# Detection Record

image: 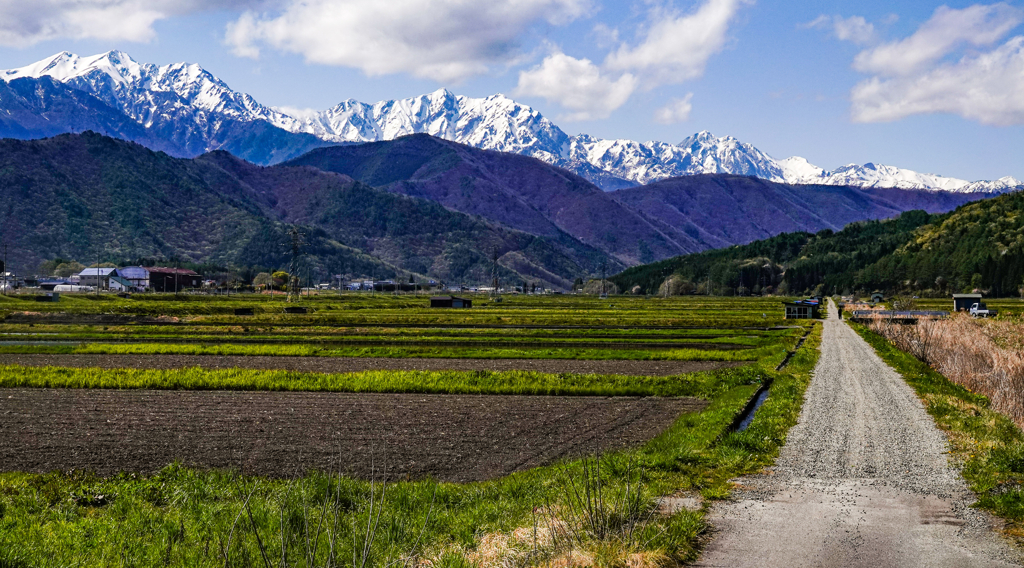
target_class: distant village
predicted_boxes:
[0,264,559,296]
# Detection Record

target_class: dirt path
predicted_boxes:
[0,389,704,482]
[0,353,745,376]
[694,301,1022,567]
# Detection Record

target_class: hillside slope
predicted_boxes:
[0,132,608,288]
[612,190,1024,297]
[286,135,988,263]
[612,175,983,251]
[283,134,691,264]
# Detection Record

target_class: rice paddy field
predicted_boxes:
[904,297,1024,316]
[0,292,821,567]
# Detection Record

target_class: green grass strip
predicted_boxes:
[0,363,762,399]
[0,342,782,361]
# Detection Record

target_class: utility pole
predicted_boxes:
[2,243,6,297]
[601,262,607,297]
[287,228,303,302]
[492,248,499,298]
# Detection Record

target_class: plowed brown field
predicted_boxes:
[0,388,705,482]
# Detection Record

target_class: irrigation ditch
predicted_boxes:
[728,323,816,433]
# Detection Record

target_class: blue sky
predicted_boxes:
[0,0,1022,181]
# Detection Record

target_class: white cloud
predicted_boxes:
[654,94,694,124]
[515,0,748,121]
[0,0,256,47]
[514,53,637,121]
[849,3,1024,125]
[225,0,592,83]
[605,0,749,87]
[805,15,875,46]
[852,36,1024,125]
[854,3,1023,76]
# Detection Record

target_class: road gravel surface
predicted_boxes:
[695,301,1021,567]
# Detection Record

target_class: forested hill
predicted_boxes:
[611,190,1024,297]
[0,132,613,288]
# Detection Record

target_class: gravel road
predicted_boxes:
[0,353,745,376]
[694,301,1022,567]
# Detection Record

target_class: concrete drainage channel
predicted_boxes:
[657,323,817,516]
[729,323,815,433]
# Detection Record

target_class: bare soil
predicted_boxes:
[0,353,746,376]
[0,389,705,482]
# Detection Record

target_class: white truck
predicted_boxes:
[969,302,994,318]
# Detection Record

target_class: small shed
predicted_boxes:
[430,295,472,308]
[145,267,202,292]
[952,293,983,312]
[870,292,885,304]
[783,300,819,319]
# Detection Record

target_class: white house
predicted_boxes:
[77,267,129,289]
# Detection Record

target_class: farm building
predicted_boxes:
[120,266,151,289]
[952,293,983,312]
[145,267,202,292]
[77,267,127,289]
[430,296,472,308]
[108,275,134,291]
[783,300,819,319]
[38,278,72,291]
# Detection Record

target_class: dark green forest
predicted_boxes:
[612,191,1024,297]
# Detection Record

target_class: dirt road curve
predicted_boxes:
[0,389,704,482]
[695,301,1022,567]
[0,353,745,376]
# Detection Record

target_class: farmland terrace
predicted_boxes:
[0,293,819,566]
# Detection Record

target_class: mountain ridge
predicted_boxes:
[283,134,987,264]
[0,131,612,289]
[611,189,1024,297]
[2,50,1019,193]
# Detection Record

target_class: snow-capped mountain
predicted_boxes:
[567,131,785,186]
[777,157,1022,193]
[1,50,278,126]
[1,50,1019,194]
[266,90,572,165]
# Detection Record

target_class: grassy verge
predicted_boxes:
[0,292,798,327]
[0,326,821,567]
[0,342,776,362]
[850,322,1024,544]
[0,363,759,398]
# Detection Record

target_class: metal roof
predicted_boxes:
[78,267,117,276]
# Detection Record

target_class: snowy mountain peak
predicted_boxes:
[0,50,1018,195]
[3,50,140,85]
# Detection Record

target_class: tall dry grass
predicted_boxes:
[869,314,1024,429]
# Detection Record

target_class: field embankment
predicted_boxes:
[868,314,1024,429]
[851,321,1024,546]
